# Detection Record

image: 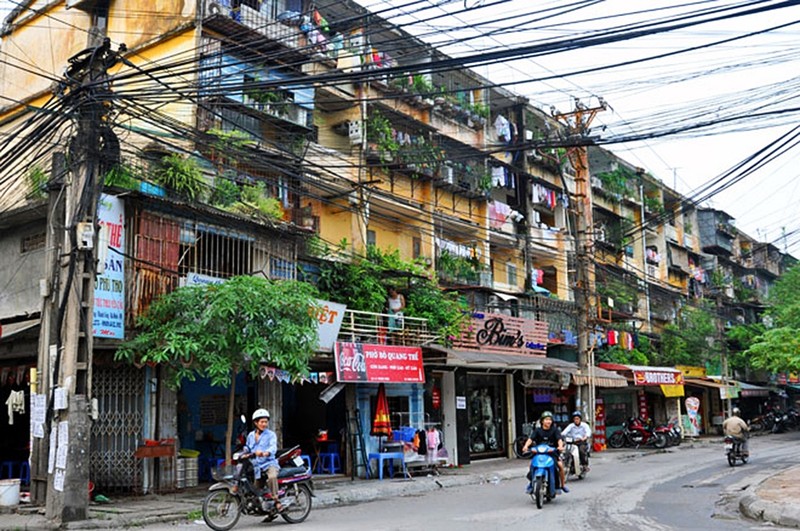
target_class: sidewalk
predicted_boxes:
[2,439,792,530]
[739,464,800,528]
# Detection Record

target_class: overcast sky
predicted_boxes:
[2,0,798,255]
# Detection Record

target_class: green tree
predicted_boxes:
[116,275,319,462]
[657,305,718,366]
[316,245,467,342]
[744,263,800,372]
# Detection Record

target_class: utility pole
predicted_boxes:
[34,38,120,524]
[716,292,732,418]
[552,98,606,424]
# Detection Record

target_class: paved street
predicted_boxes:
[95,432,799,531]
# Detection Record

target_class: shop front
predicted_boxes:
[425,311,567,465]
[597,364,685,437]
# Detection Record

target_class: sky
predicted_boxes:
[353,0,800,255]
[1,0,798,254]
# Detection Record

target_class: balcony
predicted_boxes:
[203,1,322,63]
[241,93,311,129]
[337,309,438,347]
[664,224,678,244]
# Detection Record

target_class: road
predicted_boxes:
[121,432,800,531]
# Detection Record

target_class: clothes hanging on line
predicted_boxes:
[5,390,25,425]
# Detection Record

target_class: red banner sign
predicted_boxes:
[452,312,549,355]
[632,369,683,386]
[334,342,425,384]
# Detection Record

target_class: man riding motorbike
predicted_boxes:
[522,411,568,493]
[243,409,282,512]
[561,410,591,474]
[722,407,749,457]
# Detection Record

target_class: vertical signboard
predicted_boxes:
[93,194,125,338]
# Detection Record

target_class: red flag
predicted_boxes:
[371,383,392,438]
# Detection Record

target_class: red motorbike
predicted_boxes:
[202,445,314,530]
[608,417,668,449]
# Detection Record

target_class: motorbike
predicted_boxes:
[562,436,589,480]
[724,435,748,466]
[655,420,681,447]
[607,417,668,449]
[202,445,314,530]
[525,444,560,509]
[749,411,775,433]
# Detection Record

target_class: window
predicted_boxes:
[412,237,421,259]
[366,230,376,247]
[21,232,46,253]
[370,394,410,430]
[506,263,517,286]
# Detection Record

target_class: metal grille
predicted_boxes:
[90,364,144,492]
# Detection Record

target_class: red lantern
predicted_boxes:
[431,387,441,410]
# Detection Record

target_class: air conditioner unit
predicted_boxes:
[441,165,454,184]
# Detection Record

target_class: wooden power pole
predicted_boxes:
[552,99,605,424]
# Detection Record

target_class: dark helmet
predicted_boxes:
[540,410,554,421]
[572,410,582,419]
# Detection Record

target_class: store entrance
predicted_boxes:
[467,373,506,459]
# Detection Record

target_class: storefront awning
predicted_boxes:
[685,377,741,399]
[425,345,574,371]
[738,381,771,397]
[598,363,684,386]
[0,318,40,342]
[571,366,628,388]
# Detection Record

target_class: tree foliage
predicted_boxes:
[744,263,800,372]
[115,276,320,388]
[316,244,467,343]
[656,304,717,366]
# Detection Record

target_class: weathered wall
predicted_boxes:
[0,218,46,319]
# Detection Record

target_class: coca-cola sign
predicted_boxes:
[452,312,549,355]
[334,342,425,383]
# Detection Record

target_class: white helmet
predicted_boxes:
[252,408,270,421]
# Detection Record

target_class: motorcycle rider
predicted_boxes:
[244,409,283,512]
[521,411,569,493]
[561,410,591,474]
[722,407,749,457]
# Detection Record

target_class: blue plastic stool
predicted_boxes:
[300,454,312,472]
[317,452,341,474]
[0,461,16,479]
[19,462,30,485]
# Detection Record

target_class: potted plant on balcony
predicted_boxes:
[366,110,398,165]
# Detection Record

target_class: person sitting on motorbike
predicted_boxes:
[561,410,592,472]
[244,409,283,511]
[722,407,749,457]
[521,410,568,493]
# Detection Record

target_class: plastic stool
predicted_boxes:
[317,452,341,474]
[0,461,16,479]
[300,454,312,472]
[19,462,30,485]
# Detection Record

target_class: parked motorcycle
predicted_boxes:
[202,445,313,530]
[655,419,681,447]
[513,422,535,459]
[607,417,668,449]
[562,436,589,480]
[525,444,560,509]
[749,411,775,433]
[724,435,748,466]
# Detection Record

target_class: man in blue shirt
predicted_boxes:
[244,409,282,511]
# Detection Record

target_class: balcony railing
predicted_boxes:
[241,93,311,128]
[337,309,438,347]
[205,1,303,49]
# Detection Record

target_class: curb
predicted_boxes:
[739,471,800,529]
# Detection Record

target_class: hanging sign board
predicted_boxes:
[334,342,424,384]
[93,194,125,339]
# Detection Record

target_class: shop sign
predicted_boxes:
[456,396,466,409]
[633,369,683,386]
[312,300,346,352]
[431,387,441,410]
[677,365,706,378]
[452,312,549,355]
[93,194,125,339]
[334,342,424,384]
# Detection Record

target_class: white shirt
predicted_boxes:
[562,422,592,441]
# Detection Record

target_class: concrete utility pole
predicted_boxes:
[552,99,605,424]
[34,38,120,524]
[716,292,732,418]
